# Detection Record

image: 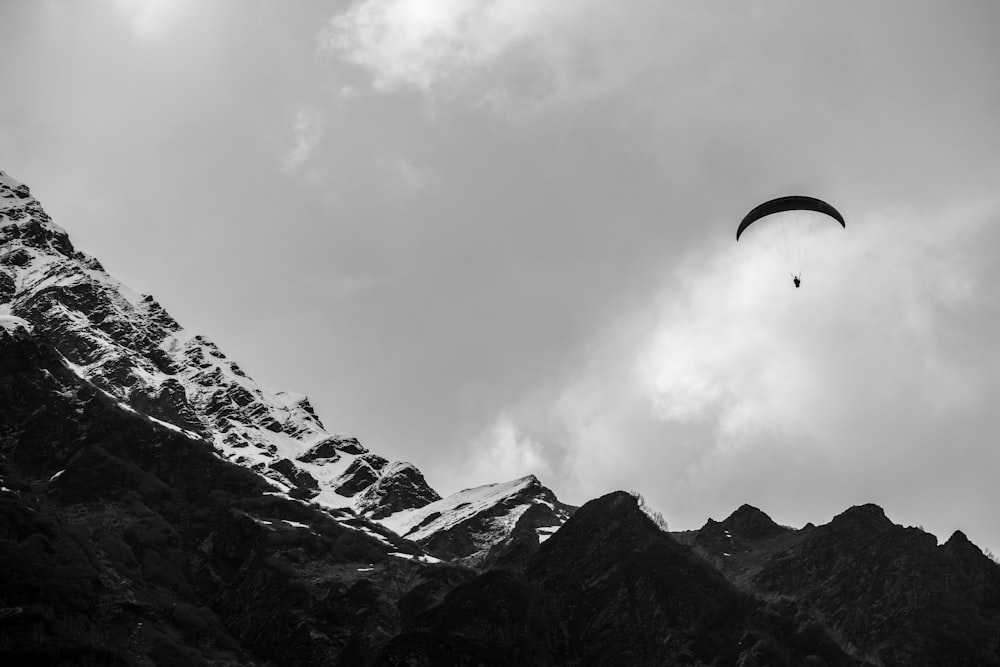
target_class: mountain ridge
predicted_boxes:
[0,168,571,553]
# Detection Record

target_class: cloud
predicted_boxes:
[636,199,996,448]
[324,0,557,91]
[282,106,325,172]
[113,0,196,39]
[374,156,433,196]
[456,414,553,491]
[321,0,635,114]
[504,195,1000,535]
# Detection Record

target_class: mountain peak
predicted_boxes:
[718,503,789,540]
[380,474,574,565]
[829,503,892,532]
[0,169,73,259]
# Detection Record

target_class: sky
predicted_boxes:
[2,1,1000,554]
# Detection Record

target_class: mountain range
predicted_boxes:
[2,168,998,665]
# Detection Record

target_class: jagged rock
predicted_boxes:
[716,504,1000,665]
[0,270,13,302]
[721,503,790,541]
[0,247,33,267]
[0,323,433,665]
[0,169,439,519]
[335,455,388,497]
[269,458,320,497]
[355,462,441,520]
[130,377,203,433]
[334,436,367,455]
[380,475,575,566]
[296,437,344,463]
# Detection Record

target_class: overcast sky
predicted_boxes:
[3,1,1000,554]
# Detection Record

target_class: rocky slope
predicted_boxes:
[0,168,571,554]
[0,169,439,515]
[0,315,466,665]
[675,503,1000,666]
[380,475,575,568]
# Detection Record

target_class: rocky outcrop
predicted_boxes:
[355,462,441,520]
[0,323,442,666]
[379,475,574,567]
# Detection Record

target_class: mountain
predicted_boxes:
[674,503,1000,665]
[0,168,570,554]
[3,168,1000,665]
[0,312,475,665]
[380,474,574,569]
[377,491,864,666]
[0,169,436,515]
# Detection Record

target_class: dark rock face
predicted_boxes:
[0,269,13,302]
[681,502,1000,666]
[269,458,320,497]
[721,503,791,540]
[356,463,441,520]
[389,475,575,567]
[0,325,439,666]
[378,492,862,666]
[130,376,204,433]
[297,437,345,463]
[0,170,443,518]
[335,455,388,497]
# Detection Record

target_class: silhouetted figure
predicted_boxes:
[793,275,801,288]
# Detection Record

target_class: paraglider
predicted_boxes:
[736,195,845,288]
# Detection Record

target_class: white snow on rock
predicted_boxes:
[380,475,545,542]
[536,525,559,544]
[389,552,443,564]
[0,315,33,333]
[2,168,574,566]
[0,168,417,516]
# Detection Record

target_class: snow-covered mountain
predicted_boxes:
[0,168,571,553]
[382,474,574,567]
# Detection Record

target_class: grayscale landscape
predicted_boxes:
[2,2,999,664]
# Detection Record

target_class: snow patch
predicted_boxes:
[0,316,32,333]
[379,475,541,541]
[389,552,442,564]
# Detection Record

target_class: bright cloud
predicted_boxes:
[322,0,627,111]
[637,202,993,447]
[458,414,553,490]
[113,0,195,38]
[325,0,558,91]
[520,196,1000,535]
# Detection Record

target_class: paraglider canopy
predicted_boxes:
[735,195,845,287]
[736,195,845,241]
